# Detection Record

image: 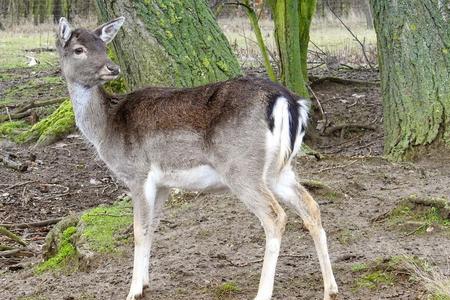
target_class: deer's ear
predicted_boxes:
[94,17,125,44]
[58,17,72,46]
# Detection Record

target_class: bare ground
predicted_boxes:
[1,70,449,300]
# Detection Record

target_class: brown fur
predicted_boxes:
[105,76,295,145]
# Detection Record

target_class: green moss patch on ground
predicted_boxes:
[79,198,133,253]
[352,255,430,291]
[17,99,75,146]
[0,121,30,141]
[388,194,450,234]
[213,281,241,299]
[37,199,133,274]
[35,226,77,274]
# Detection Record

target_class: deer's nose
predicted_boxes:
[106,64,120,76]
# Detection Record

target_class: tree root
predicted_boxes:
[309,76,379,86]
[326,124,377,136]
[0,248,34,257]
[0,226,27,247]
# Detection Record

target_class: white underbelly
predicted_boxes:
[159,165,227,192]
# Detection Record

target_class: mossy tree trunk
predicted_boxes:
[267,0,316,97]
[26,0,241,146]
[96,0,241,90]
[371,0,450,160]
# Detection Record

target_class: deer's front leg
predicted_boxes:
[127,176,168,300]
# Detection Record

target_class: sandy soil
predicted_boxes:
[1,71,449,300]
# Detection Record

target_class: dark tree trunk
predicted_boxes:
[53,0,62,24]
[372,0,450,160]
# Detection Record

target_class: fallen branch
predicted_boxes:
[13,98,66,114]
[0,111,31,123]
[310,76,379,86]
[0,217,62,229]
[0,226,27,246]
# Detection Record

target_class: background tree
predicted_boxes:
[371,0,450,160]
[262,0,317,97]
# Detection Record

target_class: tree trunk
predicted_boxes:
[372,0,450,160]
[53,0,62,24]
[96,0,241,89]
[23,0,241,146]
[268,0,316,97]
[362,0,373,29]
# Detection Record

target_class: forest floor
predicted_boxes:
[1,27,450,300]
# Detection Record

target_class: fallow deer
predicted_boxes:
[56,16,338,300]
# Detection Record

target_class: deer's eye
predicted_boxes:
[74,48,84,55]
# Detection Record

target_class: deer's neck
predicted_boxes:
[68,83,109,149]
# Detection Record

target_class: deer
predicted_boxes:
[56,16,338,300]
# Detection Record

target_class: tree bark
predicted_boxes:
[267,0,316,97]
[96,0,241,89]
[372,0,450,160]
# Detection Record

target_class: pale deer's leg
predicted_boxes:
[272,166,338,300]
[127,177,169,300]
[228,184,287,300]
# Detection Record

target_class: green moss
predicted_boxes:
[35,226,77,274]
[431,293,450,300]
[351,263,368,272]
[356,270,395,289]
[214,281,240,299]
[79,199,133,253]
[17,296,48,300]
[388,195,450,233]
[18,99,75,146]
[0,121,30,141]
[353,255,432,292]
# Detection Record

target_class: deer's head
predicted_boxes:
[56,17,125,88]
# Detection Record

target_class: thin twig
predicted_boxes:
[317,160,358,173]
[307,85,327,133]
[325,0,374,70]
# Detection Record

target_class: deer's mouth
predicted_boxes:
[99,74,120,81]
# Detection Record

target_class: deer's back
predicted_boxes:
[108,77,296,139]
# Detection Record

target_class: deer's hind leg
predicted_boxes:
[223,174,286,300]
[270,166,338,300]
